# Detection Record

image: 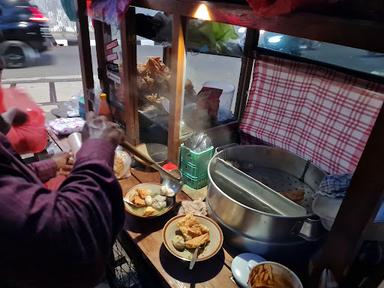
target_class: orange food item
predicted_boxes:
[177,214,209,241]
[185,233,210,249]
[132,195,146,207]
[137,188,150,199]
[280,189,305,204]
[248,264,295,288]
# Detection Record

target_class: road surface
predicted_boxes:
[3,46,97,80]
[2,45,383,107]
[3,44,384,81]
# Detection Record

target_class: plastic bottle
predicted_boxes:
[78,96,86,119]
[98,93,111,119]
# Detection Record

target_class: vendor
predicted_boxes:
[0,110,125,287]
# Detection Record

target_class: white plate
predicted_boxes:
[124,183,174,218]
[231,253,265,288]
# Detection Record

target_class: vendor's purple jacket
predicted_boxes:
[0,133,125,288]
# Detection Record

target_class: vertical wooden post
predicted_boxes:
[93,20,108,92]
[120,7,139,145]
[75,0,94,111]
[310,104,384,286]
[168,14,186,163]
[235,29,258,120]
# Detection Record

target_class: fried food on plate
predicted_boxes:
[132,195,146,207]
[143,206,156,217]
[137,188,150,199]
[177,214,209,241]
[185,233,210,249]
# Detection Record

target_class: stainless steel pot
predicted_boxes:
[207,145,326,255]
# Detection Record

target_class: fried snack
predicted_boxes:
[248,264,296,288]
[113,153,125,179]
[248,264,275,288]
[137,57,171,96]
[132,195,146,207]
[185,233,210,249]
[280,189,305,204]
[143,206,156,217]
[177,214,209,241]
[137,188,150,199]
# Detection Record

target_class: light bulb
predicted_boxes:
[193,4,211,21]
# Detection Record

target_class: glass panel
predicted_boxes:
[182,51,242,137]
[135,8,171,145]
[258,30,384,77]
[135,7,172,47]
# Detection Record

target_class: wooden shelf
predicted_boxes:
[133,0,384,53]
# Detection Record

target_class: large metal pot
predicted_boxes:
[207,145,326,257]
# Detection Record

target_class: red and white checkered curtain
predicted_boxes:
[240,55,384,174]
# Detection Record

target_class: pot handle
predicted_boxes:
[295,216,325,242]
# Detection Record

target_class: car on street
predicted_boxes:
[0,0,55,68]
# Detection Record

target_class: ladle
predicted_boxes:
[120,141,183,195]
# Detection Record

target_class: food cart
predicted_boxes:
[74,0,384,287]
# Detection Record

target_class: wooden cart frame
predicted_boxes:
[75,0,384,286]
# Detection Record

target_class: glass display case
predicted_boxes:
[79,1,384,286]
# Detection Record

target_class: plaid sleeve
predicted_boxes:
[28,159,57,183]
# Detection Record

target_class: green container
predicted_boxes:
[182,173,210,190]
[179,145,214,189]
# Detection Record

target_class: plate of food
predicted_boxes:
[162,214,223,262]
[124,183,175,218]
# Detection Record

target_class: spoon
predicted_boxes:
[123,198,142,208]
[189,247,199,270]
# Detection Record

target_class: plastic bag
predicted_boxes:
[187,20,240,55]
[184,132,212,153]
[0,88,47,154]
[88,0,132,26]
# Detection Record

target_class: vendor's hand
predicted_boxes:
[52,152,74,176]
[2,107,29,126]
[82,112,124,147]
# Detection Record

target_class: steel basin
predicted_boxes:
[207,145,326,254]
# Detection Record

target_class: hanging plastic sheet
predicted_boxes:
[186,20,240,55]
[88,0,132,26]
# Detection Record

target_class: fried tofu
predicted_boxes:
[132,195,146,207]
[177,214,209,241]
[185,233,210,249]
[143,206,156,217]
[137,188,150,199]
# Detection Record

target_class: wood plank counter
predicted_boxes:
[119,168,237,288]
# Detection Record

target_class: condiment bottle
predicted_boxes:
[98,93,111,119]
